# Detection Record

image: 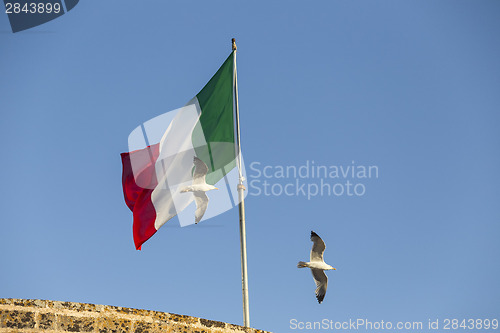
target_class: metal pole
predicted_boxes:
[232,38,250,328]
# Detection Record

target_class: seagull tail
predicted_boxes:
[297,261,308,268]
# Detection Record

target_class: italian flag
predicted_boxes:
[121,52,237,250]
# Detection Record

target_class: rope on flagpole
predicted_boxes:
[232,37,250,328]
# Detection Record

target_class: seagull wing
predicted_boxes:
[311,268,328,304]
[194,192,209,223]
[193,156,209,185]
[310,231,326,262]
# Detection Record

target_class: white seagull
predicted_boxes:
[180,156,218,223]
[297,231,336,303]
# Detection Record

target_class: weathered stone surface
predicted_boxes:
[200,318,226,329]
[149,311,170,323]
[0,299,270,333]
[57,315,95,332]
[38,312,56,330]
[169,322,193,333]
[134,320,154,333]
[97,316,132,333]
[169,313,198,325]
[0,310,35,329]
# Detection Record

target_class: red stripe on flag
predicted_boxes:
[121,144,160,250]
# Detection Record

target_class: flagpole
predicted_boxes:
[232,38,250,328]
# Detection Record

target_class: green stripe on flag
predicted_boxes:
[193,52,236,185]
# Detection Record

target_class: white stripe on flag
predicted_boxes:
[151,98,206,230]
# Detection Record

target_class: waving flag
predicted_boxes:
[121,52,236,250]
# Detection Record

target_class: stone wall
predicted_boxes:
[0,299,270,333]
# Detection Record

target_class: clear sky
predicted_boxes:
[1,1,499,332]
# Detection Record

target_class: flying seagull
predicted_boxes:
[180,156,218,223]
[297,231,336,303]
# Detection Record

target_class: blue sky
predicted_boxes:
[1,1,499,332]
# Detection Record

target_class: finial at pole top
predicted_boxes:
[232,38,237,51]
